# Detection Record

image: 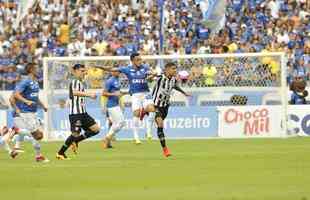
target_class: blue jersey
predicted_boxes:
[119,64,150,94]
[15,77,40,112]
[290,92,306,105]
[105,76,121,108]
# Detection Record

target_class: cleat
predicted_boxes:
[134,139,142,145]
[56,153,69,160]
[163,147,171,157]
[70,142,78,154]
[139,108,147,121]
[13,147,25,153]
[146,133,153,141]
[36,155,50,163]
[10,150,18,159]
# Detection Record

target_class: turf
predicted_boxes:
[1,138,310,200]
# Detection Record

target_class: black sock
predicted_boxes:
[157,127,166,148]
[58,135,75,155]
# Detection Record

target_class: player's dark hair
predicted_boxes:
[25,63,35,74]
[130,53,140,61]
[164,62,177,69]
[222,45,229,53]
[73,63,85,70]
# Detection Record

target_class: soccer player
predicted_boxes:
[56,64,100,160]
[98,53,157,144]
[152,62,191,157]
[12,63,49,162]
[101,68,127,148]
[0,126,18,158]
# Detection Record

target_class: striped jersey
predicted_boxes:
[152,74,177,107]
[69,79,86,114]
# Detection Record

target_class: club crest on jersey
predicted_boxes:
[75,120,82,126]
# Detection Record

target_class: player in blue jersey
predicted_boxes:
[9,93,44,153]
[12,63,49,163]
[98,53,156,144]
[101,68,128,148]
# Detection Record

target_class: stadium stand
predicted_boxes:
[0,0,309,90]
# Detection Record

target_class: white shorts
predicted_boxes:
[107,106,125,125]
[14,113,41,133]
[131,92,153,111]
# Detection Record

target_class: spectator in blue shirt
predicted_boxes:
[4,65,20,90]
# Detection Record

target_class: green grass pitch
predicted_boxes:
[1,138,310,200]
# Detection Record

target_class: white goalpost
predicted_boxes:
[42,52,287,141]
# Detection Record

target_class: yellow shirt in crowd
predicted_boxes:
[58,24,70,44]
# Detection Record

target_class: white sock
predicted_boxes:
[13,134,22,149]
[32,139,41,157]
[146,112,155,137]
[107,122,124,138]
[133,117,140,141]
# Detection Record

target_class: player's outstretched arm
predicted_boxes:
[102,90,126,97]
[95,66,113,72]
[14,91,34,106]
[173,85,191,97]
[73,90,97,99]
[146,69,158,81]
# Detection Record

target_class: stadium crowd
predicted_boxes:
[0,0,309,90]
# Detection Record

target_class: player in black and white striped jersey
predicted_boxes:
[56,64,101,160]
[152,62,191,157]
[69,79,86,114]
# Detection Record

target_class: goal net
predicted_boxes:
[43,53,287,140]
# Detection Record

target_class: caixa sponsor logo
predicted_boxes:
[132,79,146,83]
[288,114,310,135]
[224,108,269,135]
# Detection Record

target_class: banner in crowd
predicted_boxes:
[46,106,218,141]
[218,106,283,138]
